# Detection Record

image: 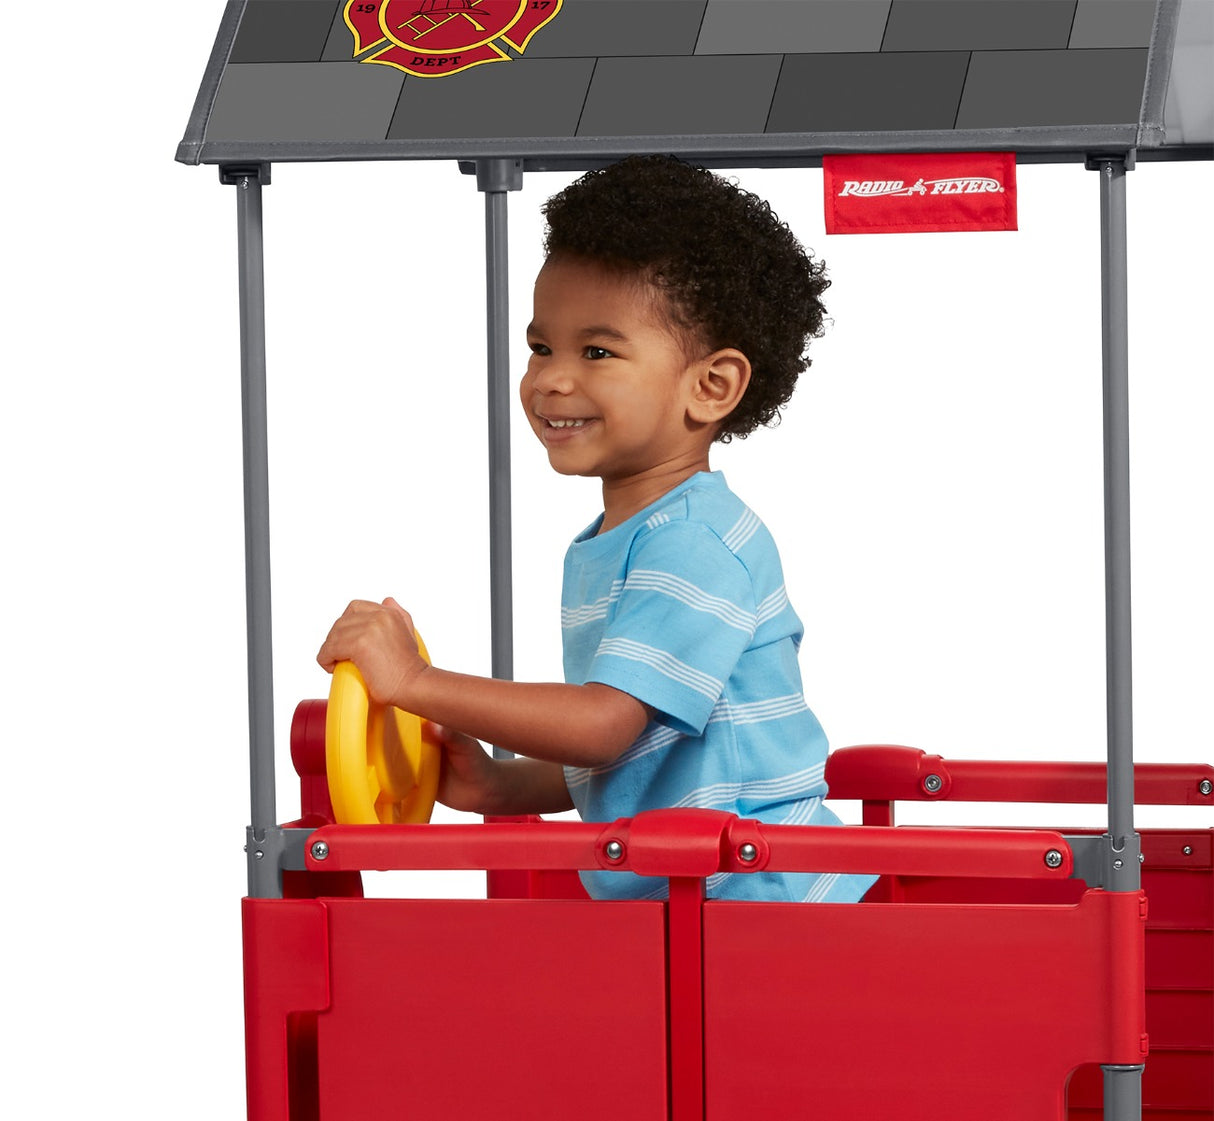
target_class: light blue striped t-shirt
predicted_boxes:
[562,471,875,904]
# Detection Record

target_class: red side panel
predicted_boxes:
[1070,828,1214,1120]
[243,899,331,1121]
[1143,830,1212,1119]
[702,891,1147,1121]
[314,898,668,1120]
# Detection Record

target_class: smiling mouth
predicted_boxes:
[539,416,595,448]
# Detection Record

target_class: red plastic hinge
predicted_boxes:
[723,817,771,872]
[601,809,734,877]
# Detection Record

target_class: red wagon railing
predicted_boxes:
[244,730,1212,1121]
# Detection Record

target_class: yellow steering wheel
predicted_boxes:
[326,635,441,824]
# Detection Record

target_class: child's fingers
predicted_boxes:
[316,604,368,670]
[316,598,401,669]
[425,721,481,752]
[381,596,417,635]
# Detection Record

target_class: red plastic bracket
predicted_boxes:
[601,808,734,878]
[826,744,1214,806]
[826,744,951,800]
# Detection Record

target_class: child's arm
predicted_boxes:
[317,598,651,769]
[429,724,575,816]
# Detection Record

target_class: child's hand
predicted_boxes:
[428,723,495,813]
[428,723,575,817]
[316,597,427,709]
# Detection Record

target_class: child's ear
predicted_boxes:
[687,349,751,426]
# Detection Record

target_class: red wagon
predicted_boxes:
[255,726,1211,1121]
[178,3,1213,1118]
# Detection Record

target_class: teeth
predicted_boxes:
[547,418,587,429]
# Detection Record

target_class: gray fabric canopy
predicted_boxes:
[179,0,1213,167]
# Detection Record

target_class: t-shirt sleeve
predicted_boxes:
[585,521,757,736]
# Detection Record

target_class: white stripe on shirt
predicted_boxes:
[561,581,625,627]
[564,723,685,789]
[596,637,722,700]
[722,508,761,552]
[803,872,842,903]
[623,569,756,633]
[755,584,790,625]
[707,694,810,726]
[777,794,827,827]
[670,773,826,811]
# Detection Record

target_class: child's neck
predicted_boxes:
[598,457,711,534]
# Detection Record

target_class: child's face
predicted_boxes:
[521,257,709,487]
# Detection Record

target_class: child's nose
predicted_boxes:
[529,358,574,394]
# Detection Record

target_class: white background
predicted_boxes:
[3,6,1210,1117]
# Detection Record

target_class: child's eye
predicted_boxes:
[584,346,612,360]
[529,342,551,356]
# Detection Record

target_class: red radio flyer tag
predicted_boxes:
[823,153,1017,234]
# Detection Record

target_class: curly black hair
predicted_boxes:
[541,155,829,442]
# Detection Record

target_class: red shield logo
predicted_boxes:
[344,0,563,78]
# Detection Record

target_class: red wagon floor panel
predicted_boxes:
[316,898,670,1121]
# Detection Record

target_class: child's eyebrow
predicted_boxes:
[525,322,630,343]
[578,325,629,342]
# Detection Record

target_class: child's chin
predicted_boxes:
[547,458,594,478]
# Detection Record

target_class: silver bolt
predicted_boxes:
[1113,859,1124,870]
[1183,846,1193,856]
[311,840,329,861]
[923,774,943,794]
[1200,779,1212,796]
[604,840,625,862]
[1138,853,1144,864]
[1044,850,1063,869]
[738,843,758,863]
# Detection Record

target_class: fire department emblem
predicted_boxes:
[344,0,563,78]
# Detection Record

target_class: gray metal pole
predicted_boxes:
[1095,154,1143,1121]
[476,159,523,760]
[1103,1065,1144,1121]
[1097,156,1141,891]
[230,166,279,895]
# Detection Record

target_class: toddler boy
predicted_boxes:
[319,156,874,903]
